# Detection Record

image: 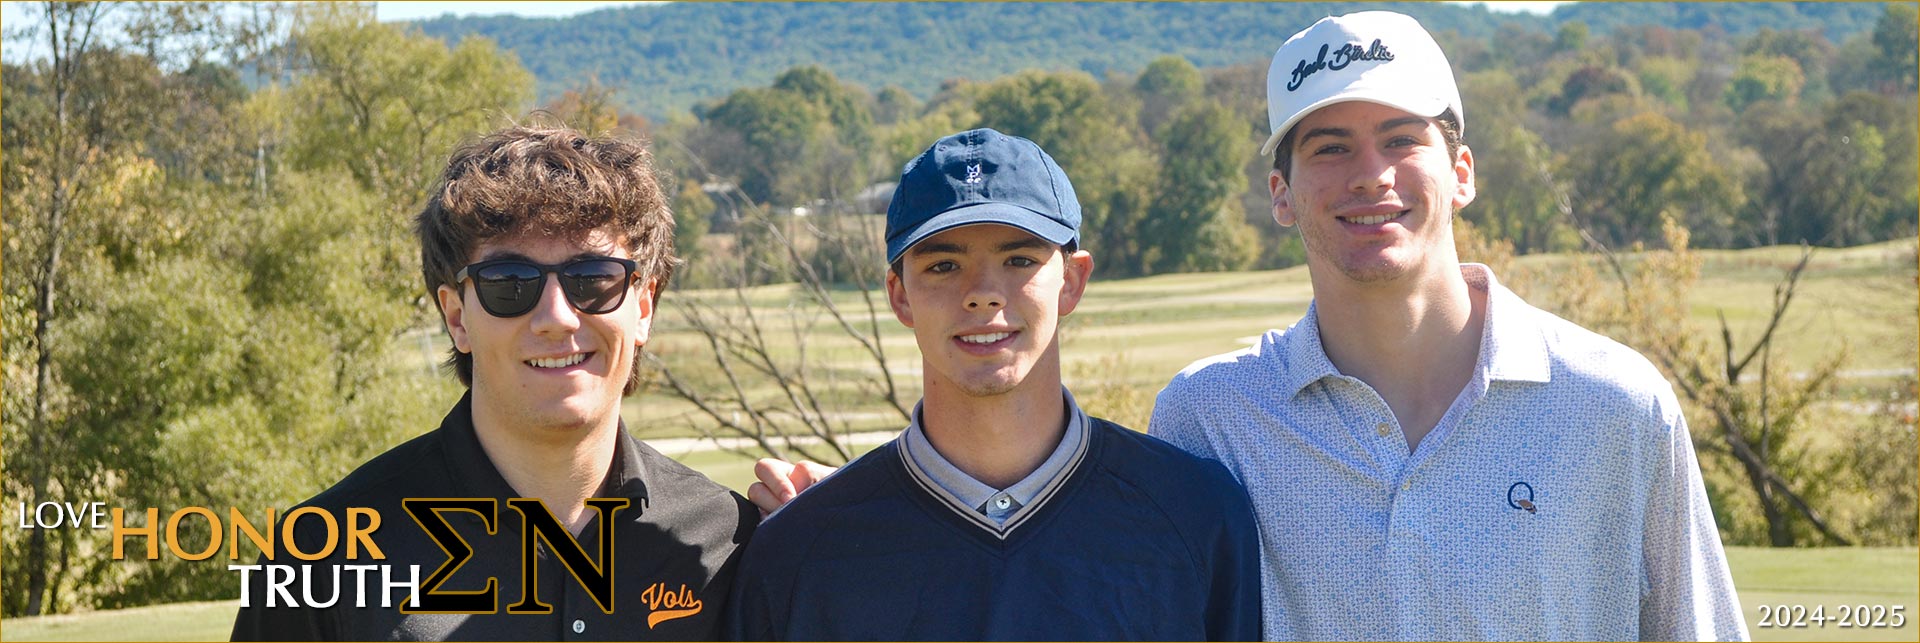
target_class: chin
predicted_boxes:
[1333,254,1419,283]
[536,393,619,430]
[951,366,1035,398]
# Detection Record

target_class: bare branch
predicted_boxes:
[1728,245,1814,377]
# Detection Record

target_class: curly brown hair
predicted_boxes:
[415,125,677,394]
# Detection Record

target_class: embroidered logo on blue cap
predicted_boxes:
[884,128,1081,264]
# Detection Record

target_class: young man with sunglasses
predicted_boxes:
[232,126,756,640]
[1148,12,1746,640]
[725,129,1262,641]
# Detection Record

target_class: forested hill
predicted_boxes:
[410,2,1889,119]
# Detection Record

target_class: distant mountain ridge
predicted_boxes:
[409,2,1889,119]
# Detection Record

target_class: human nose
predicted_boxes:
[525,272,581,335]
[1348,146,1394,194]
[963,271,1004,311]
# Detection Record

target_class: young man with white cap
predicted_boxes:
[727,128,1262,641]
[1149,11,1748,641]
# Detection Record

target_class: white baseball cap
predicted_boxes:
[1261,11,1464,157]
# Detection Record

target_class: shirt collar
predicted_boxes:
[1280,264,1551,397]
[438,391,650,502]
[1277,302,1344,398]
[901,388,1088,514]
[1463,263,1551,384]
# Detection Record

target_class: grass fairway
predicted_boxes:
[3,548,1910,641]
[1729,547,1919,641]
[620,239,1917,440]
[1,600,235,642]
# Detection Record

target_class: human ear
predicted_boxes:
[631,279,657,347]
[436,284,472,354]
[1057,249,1094,316]
[1270,171,1297,227]
[885,269,914,328]
[1452,144,1477,210]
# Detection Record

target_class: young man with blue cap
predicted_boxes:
[1149,11,1748,641]
[726,128,1262,641]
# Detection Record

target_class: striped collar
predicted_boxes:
[899,388,1090,538]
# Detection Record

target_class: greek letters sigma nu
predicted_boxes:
[230,394,756,641]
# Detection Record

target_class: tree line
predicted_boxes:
[652,4,1915,284]
[412,1,1894,120]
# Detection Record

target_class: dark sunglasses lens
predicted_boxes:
[472,262,543,317]
[561,260,630,314]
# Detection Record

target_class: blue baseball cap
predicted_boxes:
[885,128,1081,264]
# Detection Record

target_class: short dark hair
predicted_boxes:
[1271,108,1463,183]
[888,240,1080,279]
[415,125,676,394]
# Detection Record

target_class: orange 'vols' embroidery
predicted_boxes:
[642,582,702,628]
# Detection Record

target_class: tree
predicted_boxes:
[1724,54,1805,112]
[646,185,908,466]
[1549,64,1636,116]
[1459,69,1576,254]
[1871,3,1918,92]
[873,84,919,126]
[974,70,1155,276]
[670,180,714,276]
[1565,111,1745,248]
[4,1,123,616]
[279,2,533,309]
[3,1,539,613]
[282,3,533,207]
[1144,101,1256,273]
[700,66,878,208]
[772,64,874,149]
[1554,21,1590,53]
[544,77,624,134]
[1739,91,1919,247]
[1740,28,1832,101]
[1135,55,1203,133]
[1532,221,1856,547]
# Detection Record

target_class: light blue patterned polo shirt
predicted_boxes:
[1149,264,1748,641]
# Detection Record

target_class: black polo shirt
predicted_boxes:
[231,393,757,641]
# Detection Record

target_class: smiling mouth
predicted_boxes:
[526,352,590,369]
[1340,210,1408,226]
[957,331,1013,345]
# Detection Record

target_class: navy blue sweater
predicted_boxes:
[727,417,1262,641]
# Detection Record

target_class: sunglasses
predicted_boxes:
[454,257,639,318]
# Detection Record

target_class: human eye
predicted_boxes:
[1311,143,1348,156]
[925,260,958,274]
[1006,255,1039,268]
[1387,134,1422,148]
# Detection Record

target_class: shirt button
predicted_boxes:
[994,496,1011,510]
[1401,480,1412,491]
[1375,422,1392,437]
[572,619,585,634]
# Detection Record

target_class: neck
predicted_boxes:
[1309,260,1486,448]
[468,394,619,534]
[918,358,1068,490]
